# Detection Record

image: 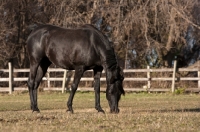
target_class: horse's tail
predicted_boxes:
[27,23,44,33]
[26,23,48,44]
[28,24,38,31]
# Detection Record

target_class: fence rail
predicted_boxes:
[0,62,200,94]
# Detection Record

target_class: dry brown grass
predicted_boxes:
[0,92,200,131]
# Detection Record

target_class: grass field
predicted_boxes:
[0,91,200,132]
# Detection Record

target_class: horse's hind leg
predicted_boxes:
[28,57,51,112]
[27,61,39,112]
[67,66,85,113]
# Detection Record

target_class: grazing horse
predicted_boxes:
[26,24,125,113]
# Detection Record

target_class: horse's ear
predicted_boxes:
[107,66,123,84]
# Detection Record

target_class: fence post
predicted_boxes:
[198,69,200,90]
[47,72,50,89]
[8,62,13,94]
[62,70,67,93]
[147,66,151,92]
[172,58,177,93]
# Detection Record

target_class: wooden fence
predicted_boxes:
[0,62,200,94]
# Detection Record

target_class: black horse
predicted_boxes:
[26,24,125,113]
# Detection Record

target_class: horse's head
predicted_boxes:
[106,66,125,113]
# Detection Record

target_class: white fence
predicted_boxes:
[0,62,200,94]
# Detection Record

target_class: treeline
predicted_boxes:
[0,0,199,69]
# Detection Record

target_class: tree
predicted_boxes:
[0,0,199,69]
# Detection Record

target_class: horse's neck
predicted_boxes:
[98,47,117,75]
[89,27,117,70]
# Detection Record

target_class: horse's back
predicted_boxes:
[27,24,102,70]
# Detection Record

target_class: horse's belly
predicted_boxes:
[47,53,100,70]
[45,41,101,70]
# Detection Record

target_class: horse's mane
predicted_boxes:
[106,49,118,70]
[81,24,118,70]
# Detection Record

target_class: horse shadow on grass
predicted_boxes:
[173,108,200,112]
[148,108,200,113]
[129,107,200,113]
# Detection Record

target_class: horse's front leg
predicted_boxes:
[67,66,85,113]
[94,68,104,113]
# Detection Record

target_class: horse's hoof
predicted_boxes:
[32,110,40,114]
[110,109,120,114]
[98,109,105,114]
[32,107,40,112]
[66,109,73,114]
